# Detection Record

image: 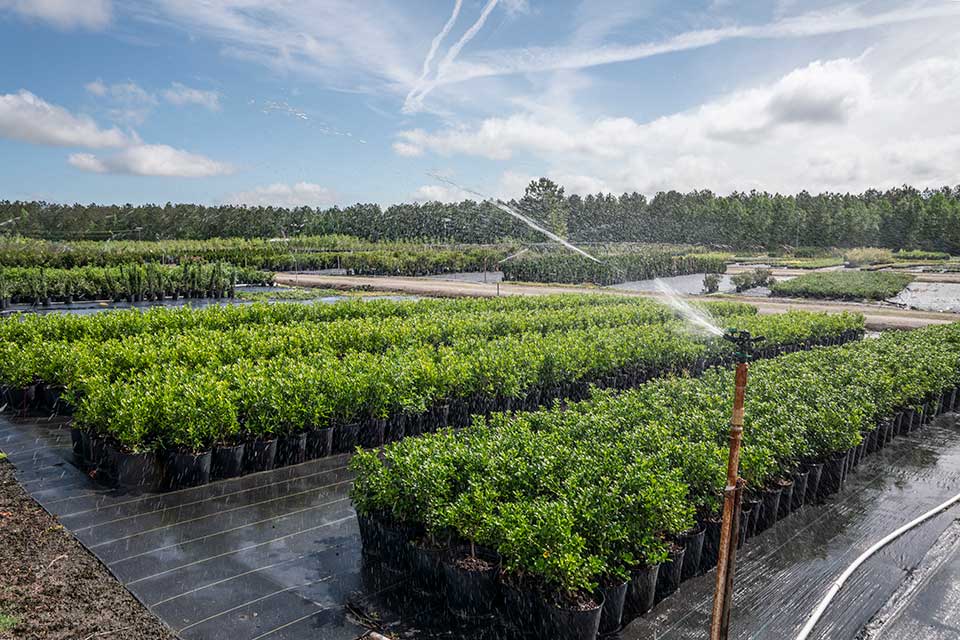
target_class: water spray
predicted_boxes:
[426,173,603,264]
[710,328,764,640]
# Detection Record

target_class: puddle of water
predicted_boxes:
[889,282,960,313]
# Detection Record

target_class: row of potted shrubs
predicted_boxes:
[1,300,762,389]
[4,315,862,493]
[0,235,508,274]
[0,262,273,308]
[500,251,727,286]
[0,294,753,344]
[348,323,960,639]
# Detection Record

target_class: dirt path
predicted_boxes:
[0,457,176,640]
[276,273,958,331]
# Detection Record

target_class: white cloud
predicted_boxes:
[225,182,337,207]
[85,79,107,96]
[69,144,233,177]
[134,1,421,94]
[0,0,111,30]
[395,45,960,196]
[0,90,129,148]
[83,80,157,124]
[413,183,472,202]
[162,82,221,111]
[409,2,960,108]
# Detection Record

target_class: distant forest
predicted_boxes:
[4,182,960,252]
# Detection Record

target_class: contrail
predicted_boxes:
[407,0,500,111]
[405,0,463,113]
[438,0,499,74]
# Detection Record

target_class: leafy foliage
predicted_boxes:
[770,271,914,301]
[351,323,960,597]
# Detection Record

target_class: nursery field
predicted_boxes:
[1,295,862,487]
[352,323,960,638]
[769,271,915,301]
[2,292,960,640]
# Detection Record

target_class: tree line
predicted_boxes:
[4,182,960,252]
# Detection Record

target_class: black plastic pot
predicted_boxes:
[70,426,83,459]
[701,519,721,573]
[502,579,542,632]
[211,443,245,480]
[743,497,761,538]
[357,418,386,449]
[777,479,795,519]
[243,437,277,473]
[408,540,444,591]
[951,386,959,412]
[865,426,880,454]
[818,454,846,499]
[380,413,402,442]
[884,416,896,443]
[442,545,500,618]
[655,546,685,603]
[892,412,905,437]
[333,422,361,453]
[624,563,659,619]
[306,427,334,459]
[598,579,629,634]
[738,504,752,549]
[89,433,113,476]
[111,447,162,490]
[756,487,782,533]
[804,463,823,504]
[678,525,705,582]
[165,450,212,489]
[542,591,604,640]
[276,432,307,467]
[79,429,93,467]
[791,470,809,511]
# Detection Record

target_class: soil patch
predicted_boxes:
[0,458,176,640]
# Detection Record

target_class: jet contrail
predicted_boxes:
[406,0,463,112]
[438,0,499,74]
[406,0,500,112]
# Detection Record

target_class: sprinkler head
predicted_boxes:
[723,328,765,363]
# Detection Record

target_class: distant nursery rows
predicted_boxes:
[0,263,272,306]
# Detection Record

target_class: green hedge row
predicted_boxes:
[0,263,272,305]
[350,323,960,599]
[0,295,755,344]
[501,252,726,285]
[0,235,507,275]
[769,271,914,301]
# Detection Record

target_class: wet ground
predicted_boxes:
[3,413,960,640]
[889,282,960,313]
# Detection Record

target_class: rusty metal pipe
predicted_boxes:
[710,360,749,640]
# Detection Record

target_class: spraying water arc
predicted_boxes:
[426,173,603,264]
[653,277,723,336]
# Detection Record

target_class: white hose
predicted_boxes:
[795,490,960,640]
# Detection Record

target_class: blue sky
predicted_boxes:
[1,0,959,207]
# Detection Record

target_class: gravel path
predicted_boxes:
[274,273,959,331]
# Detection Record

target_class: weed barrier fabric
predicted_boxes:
[5,412,960,640]
[620,413,960,640]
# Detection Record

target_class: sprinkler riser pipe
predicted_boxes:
[710,361,749,640]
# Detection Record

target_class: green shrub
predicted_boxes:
[769,271,913,301]
[350,323,960,599]
[731,268,773,292]
[844,247,893,267]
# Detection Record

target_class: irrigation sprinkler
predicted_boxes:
[709,328,765,640]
